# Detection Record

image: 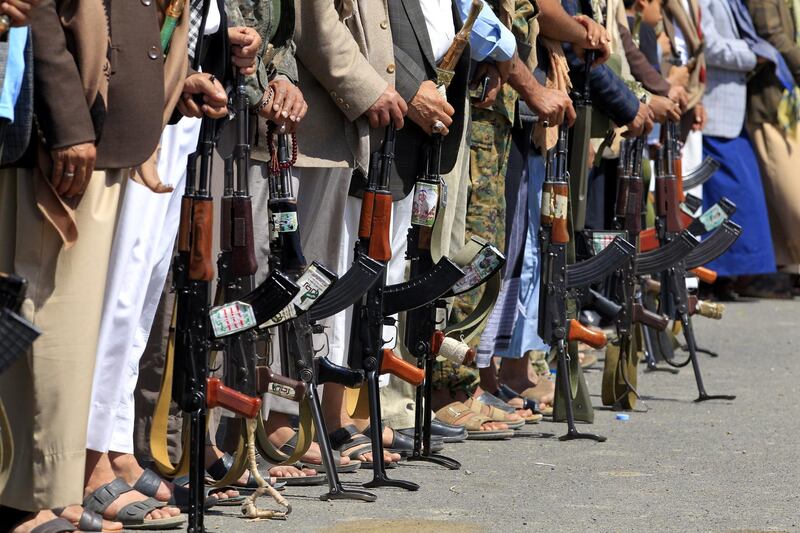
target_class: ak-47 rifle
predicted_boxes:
[652,120,738,402]
[348,126,464,490]
[539,127,635,441]
[262,128,377,502]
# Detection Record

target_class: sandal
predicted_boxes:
[328,425,397,469]
[31,518,76,533]
[133,468,224,512]
[498,384,554,416]
[463,397,526,429]
[361,425,444,456]
[52,507,109,532]
[266,464,328,487]
[279,431,361,474]
[171,475,246,507]
[474,392,543,424]
[206,453,286,493]
[434,402,514,440]
[82,478,185,530]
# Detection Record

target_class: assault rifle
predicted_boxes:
[652,121,739,402]
[263,129,377,502]
[348,126,463,490]
[539,127,635,441]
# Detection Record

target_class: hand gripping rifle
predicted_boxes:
[652,121,738,402]
[262,128,377,503]
[347,126,463,490]
[539,127,635,442]
[0,274,41,491]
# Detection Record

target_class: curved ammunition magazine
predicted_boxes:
[308,254,384,322]
[566,237,635,289]
[636,230,698,276]
[684,220,742,270]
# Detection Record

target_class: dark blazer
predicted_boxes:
[561,0,640,126]
[30,0,166,169]
[747,0,800,125]
[384,0,469,199]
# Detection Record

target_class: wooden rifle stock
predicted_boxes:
[690,266,717,284]
[206,377,262,419]
[567,319,607,349]
[189,199,215,281]
[380,348,425,386]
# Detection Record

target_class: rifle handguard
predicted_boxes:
[207,377,262,419]
[380,348,425,386]
[431,331,475,365]
[256,367,307,402]
[632,303,669,330]
[690,266,717,284]
[178,196,192,253]
[368,193,393,261]
[551,183,570,244]
[189,199,215,281]
[688,296,725,320]
[230,197,258,277]
[567,319,607,349]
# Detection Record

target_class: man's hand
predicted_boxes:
[258,78,308,132]
[573,15,611,65]
[407,80,455,135]
[228,27,262,75]
[50,142,96,199]
[470,62,502,109]
[178,73,228,118]
[522,83,576,127]
[648,95,681,123]
[666,65,690,88]
[624,101,654,137]
[1,0,40,26]
[692,102,707,131]
[365,85,407,129]
[667,84,688,111]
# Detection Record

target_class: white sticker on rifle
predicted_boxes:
[209,301,257,338]
[267,382,297,400]
[411,181,439,227]
[265,264,333,326]
[541,190,552,218]
[451,246,502,294]
[271,211,298,233]
[699,204,727,231]
[553,194,568,220]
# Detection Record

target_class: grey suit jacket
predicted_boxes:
[372,0,468,199]
[699,0,757,138]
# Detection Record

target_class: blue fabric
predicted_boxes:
[728,0,795,91]
[502,153,548,355]
[455,0,516,62]
[561,0,640,126]
[0,27,28,122]
[702,131,777,276]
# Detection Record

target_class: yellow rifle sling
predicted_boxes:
[254,395,315,466]
[345,385,370,419]
[206,424,249,488]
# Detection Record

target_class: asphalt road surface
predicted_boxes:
[162,298,799,533]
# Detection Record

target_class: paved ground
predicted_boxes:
[185,299,798,533]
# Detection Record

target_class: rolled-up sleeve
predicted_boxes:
[457,0,517,61]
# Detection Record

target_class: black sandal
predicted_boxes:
[82,478,185,530]
[52,507,104,532]
[328,425,396,469]
[205,452,286,493]
[31,518,76,533]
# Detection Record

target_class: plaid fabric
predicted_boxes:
[187,0,205,61]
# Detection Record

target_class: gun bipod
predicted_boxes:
[681,313,735,403]
[555,339,606,442]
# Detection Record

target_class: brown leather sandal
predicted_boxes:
[434,402,514,440]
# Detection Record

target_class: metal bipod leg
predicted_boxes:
[407,359,460,470]
[557,344,606,442]
[642,324,679,375]
[187,407,206,533]
[681,315,735,403]
[362,370,419,491]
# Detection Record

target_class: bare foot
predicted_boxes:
[109,451,172,501]
[205,443,277,488]
[269,465,317,478]
[57,505,123,531]
[267,423,352,468]
[472,387,535,418]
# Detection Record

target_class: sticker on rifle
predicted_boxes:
[209,301,257,338]
[451,246,502,294]
[411,181,439,227]
[265,264,333,326]
[541,190,553,218]
[271,211,298,233]
[698,204,727,231]
[267,382,297,400]
[679,202,695,217]
[553,194,568,220]
[590,231,627,255]
[440,177,448,208]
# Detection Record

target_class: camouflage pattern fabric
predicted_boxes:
[432,360,480,399]
[225,0,297,109]
[451,108,513,328]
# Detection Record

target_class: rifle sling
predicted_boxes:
[254,397,315,466]
[443,270,501,345]
[0,399,11,491]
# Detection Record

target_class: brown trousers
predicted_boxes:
[0,168,124,510]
